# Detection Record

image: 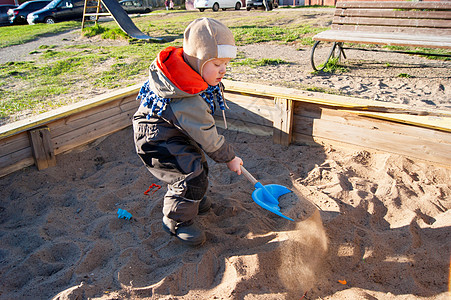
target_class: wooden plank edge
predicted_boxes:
[54,122,131,156]
[49,94,137,139]
[214,116,272,137]
[352,111,451,133]
[28,126,56,170]
[0,157,34,178]
[0,83,141,139]
[2,80,449,141]
[292,112,451,167]
[0,131,30,159]
[222,80,451,132]
[222,80,451,118]
[273,98,294,146]
[0,146,33,169]
[294,133,451,170]
[53,106,135,155]
[1,80,451,177]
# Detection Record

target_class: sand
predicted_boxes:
[1,8,451,298]
[1,125,450,300]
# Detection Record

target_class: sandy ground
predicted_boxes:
[232,43,451,113]
[1,125,450,300]
[1,8,451,300]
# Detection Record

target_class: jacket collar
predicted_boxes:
[156,46,208,95]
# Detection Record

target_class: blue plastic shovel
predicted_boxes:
[241,166,294,221]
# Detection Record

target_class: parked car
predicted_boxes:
[0,4,16,26]
[27,0,86,24]
[119,0,152,14]
[246,0,277,11]
[194,0,241,12]
[8,0,51,25]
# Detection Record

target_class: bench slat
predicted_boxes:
[314,30,451,48]
[333,16,451,29]
[336,1,451,10]
[311,0,451,67]
[334,8,451,20]
[330,23,451,36]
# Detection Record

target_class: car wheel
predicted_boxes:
[235,2,241,10]
[199,8,205,12]
[44,17,55,24]
[212,3,219,11]
[246,6,251,11]
[144,8,150,13]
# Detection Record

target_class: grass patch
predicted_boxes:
[311,57,348,74]
[95,61,143,88]
[232,24,320,45]
[0,21,80,48]
[0,85,70,119]
[38,44,57,49]
[232,58,289,67]
[0,40,164,121]
[305,86,327,93]
[398,73,411,78]
[83,24,129,40]
[323,57,348,73]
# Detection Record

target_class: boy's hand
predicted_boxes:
[227,156,243,175]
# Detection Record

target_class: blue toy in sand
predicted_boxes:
[117,208,132,220]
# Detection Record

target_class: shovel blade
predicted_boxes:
[252,183,294,221]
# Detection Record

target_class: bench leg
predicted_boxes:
[311,41,344,71]
[336,42,346,60]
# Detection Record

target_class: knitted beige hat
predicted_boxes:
[183,18,237,76]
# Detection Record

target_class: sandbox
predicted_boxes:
[0,81,450,299]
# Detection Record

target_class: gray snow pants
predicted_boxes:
[135,135,209,223]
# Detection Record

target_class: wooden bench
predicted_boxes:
[310,1,451,71]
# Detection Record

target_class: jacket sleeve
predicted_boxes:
[169,96,235,163]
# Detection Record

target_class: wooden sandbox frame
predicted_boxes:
[1,79,450,178]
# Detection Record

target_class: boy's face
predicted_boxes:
[201,58,231,86]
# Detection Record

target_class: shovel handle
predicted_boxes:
[240,166,258,186]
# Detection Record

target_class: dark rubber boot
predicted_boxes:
[198,196,211,215]
[162,216,206,246]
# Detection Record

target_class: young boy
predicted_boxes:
[133,18,243,246]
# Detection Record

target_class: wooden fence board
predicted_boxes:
[333,16,451,29]
[49,95,137,139]
[292,109,451,166]
[1,80,451,177]
[0,84,141,140]
[0,157,34,178]
[214,116,272,137]
[334,9,451,20]
[295,108,451,144]
[0,148,34,178]
[52,106,135,155]
[337,1,451,10]
[273,98,293,146]
[0,132,30,158]
[222,91,275,127]
[28,127,56,170]
[0,145,32,168]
